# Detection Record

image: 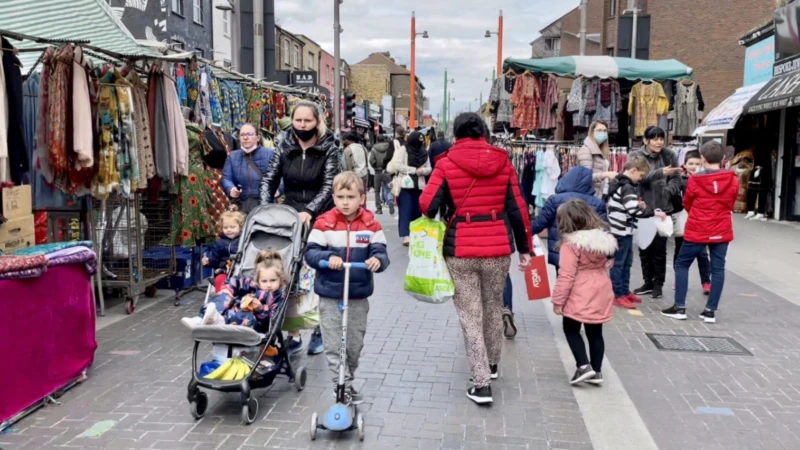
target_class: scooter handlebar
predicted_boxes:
[319,261,368,270]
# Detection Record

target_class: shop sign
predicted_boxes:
[354,105,367,120]
[745,36,775,86]
[745,72,800,114]
[292,71,317,86]
[704,82,765,130]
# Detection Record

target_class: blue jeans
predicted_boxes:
[610,235,634,298]
[502,274,512,312]
[675,241,729,311]
[398,189,422,238]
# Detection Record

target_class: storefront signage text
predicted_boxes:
[745,36,775,86]
[773,54,800,77]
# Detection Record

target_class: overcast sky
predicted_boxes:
[276,0,580,122]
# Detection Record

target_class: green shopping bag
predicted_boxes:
[404,217,455,304]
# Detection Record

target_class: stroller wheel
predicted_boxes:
[294,366,307,391]
[190,392,208,420]
[357,413,365,441]
[310,412,318,440]
[241,397,258,425]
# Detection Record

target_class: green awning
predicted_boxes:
[0,0,157,71]
[504,56,694,81]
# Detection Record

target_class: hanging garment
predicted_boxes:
[533,149,546,208]
[0,48,8,184]
[186,62,200,112]
[126,69,155,185]
[35,48,55,186]
[207,66,224,125]
[540,148,561,201]
[566,77,591,129]
[22,72,38,175]
[586,80,623,133]
[511,72,540,130]
[520,150,536,205]
[489,75,514,124]
[628,81,669,137]
[1,38,29,184]
[71,47,93,169]
[538,74,559,130]
[229,82,247,130]
[170,122,215,247]
[93,68,121,199]
[264,90,278,132]
[162,64,189,177]
[150,68,172,182]
[116,75,140,193]
[673,81,704,137]
[217,79,234,131]
[197,67,212,127]
[203,126,235,222]
[243,85,263,127]
[176,64,188,106]
[47,45,74,188]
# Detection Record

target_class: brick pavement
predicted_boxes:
[604,243,800,450]
[0,219,594,450]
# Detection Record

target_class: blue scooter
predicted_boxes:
[310,261,367,441]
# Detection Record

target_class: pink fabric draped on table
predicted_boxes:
[0,264,97,424]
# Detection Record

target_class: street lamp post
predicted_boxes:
[443,70,454,133]
[623,0,641,59]
[485,10,503,78]
[410,11,429,129]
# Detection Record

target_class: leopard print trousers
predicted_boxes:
[446,255,511,388]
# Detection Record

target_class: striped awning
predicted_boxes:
[0,0,157,71]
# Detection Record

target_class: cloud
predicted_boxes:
[277,0,579,121]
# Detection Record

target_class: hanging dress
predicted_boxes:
[171,123,216,247]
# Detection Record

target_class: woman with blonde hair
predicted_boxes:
[259,99,340,356]
[577,120,617,198]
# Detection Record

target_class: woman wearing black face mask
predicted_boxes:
[260,100,340,357]
[260,100,340,227]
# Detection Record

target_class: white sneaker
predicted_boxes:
[753,214,767,221]
[181,316,203,329]
[744,211,755,220]
[203,303,225,325]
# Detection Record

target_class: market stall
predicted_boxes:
[497,56,698,145]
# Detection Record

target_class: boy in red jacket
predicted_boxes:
[662,142,738,324]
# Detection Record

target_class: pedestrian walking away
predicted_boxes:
[662,141,738,324]
[550,199,617,386]
[260,100,340,356]
[369,135,394,215]
[420,112,532,405]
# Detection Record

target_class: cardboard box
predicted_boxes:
[0,214,35,253]
[2,185,32,220]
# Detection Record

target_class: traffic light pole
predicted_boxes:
[334,0,341,135]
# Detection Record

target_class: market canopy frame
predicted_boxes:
[503,56,694,81]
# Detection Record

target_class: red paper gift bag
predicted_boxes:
[525,255,551,300]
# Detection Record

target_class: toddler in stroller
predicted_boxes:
[202,211,244,293]
[181,250,286,332]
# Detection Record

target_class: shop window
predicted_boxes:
[172,0,184,16]
[192,0,203,24]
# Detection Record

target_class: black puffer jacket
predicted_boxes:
[259,130,340,216]
[628,146,681,217]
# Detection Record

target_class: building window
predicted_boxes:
[222,10,229,37]
[293,44,300,68]
[195,47,204,58]
[171,39,185,51]
[192,0,203,24]
[610,0,617,16]
[607,47,615,56]
[325,64,330,83]
[223,59,231,68]
[171,0,183,16]
[307,52,314,70]
[546,38,561,55]
[282,39,289,65]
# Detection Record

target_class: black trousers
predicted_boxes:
[640,234,668,288]
[563,317,604,373]
[746,188,768,215]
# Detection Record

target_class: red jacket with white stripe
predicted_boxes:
[683,170,739,244]
[419,138,532,258]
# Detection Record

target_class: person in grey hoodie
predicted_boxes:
[369,135,394,214]
[628,126,682,300]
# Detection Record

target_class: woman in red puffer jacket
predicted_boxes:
[420,113,532,406]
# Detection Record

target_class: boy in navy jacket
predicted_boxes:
[304,171,390,405]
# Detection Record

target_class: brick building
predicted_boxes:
[275,25,305,73]
[350,64,391,105]
[529,0,775,113]
[352,52,425,126]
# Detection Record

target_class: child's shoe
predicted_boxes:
[287,336,304,355]
[502,308,517,338]
[744,211,755,220]
[626,292,642,303]
[181,316,203,329]
[702,282,711,295]
[633,283,653,296]
[202,304,225,325]
[349,386,364,405]
[613,296,636,309]
[699,309,716,324]
[651,285,663,299]
[307,329,325,355]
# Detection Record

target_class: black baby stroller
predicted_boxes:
[186,204,310,425]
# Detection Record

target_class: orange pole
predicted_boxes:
[410,11,417,129]
[497,10,503,76]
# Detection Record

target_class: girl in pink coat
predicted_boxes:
[551,199,617,386]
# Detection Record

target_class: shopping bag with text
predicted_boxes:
[404,217,455,304]
[525,255,551,300]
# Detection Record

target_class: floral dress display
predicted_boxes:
[170,123,215,246]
